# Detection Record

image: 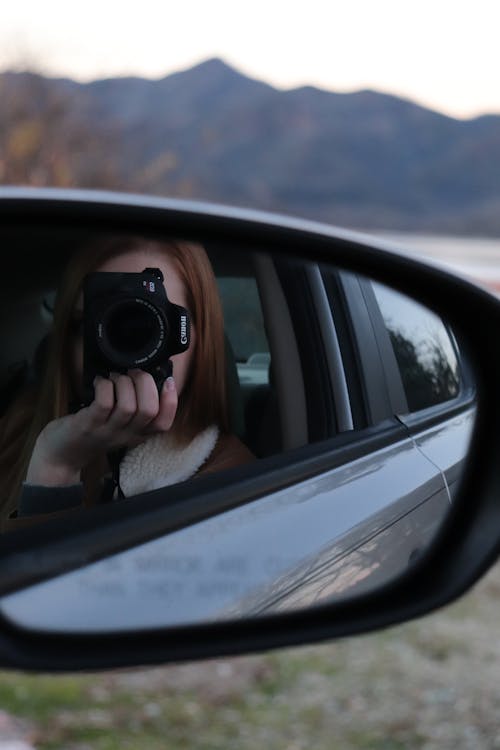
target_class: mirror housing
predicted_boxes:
[0,187,498,672]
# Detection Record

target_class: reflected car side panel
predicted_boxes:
[408,407,475,496]
[223,410,476,614]
[223,487,450,615]
[0,433,449,634]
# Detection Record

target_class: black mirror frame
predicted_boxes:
[0,186,499,672]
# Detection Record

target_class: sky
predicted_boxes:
[1,0,499,120]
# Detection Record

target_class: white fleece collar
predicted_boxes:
[119,425,219,497]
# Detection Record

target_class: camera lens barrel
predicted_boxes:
[97,297,168,368]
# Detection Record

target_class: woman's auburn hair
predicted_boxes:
[0,235,229,519]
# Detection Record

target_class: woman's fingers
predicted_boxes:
[148,376,178,432]
[106,372,138,429]
[124,369,178,434]
[126,369,160,431]
[78,370,177,448]
[83,375,115,427]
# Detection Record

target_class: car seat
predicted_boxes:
[243,362,281,457]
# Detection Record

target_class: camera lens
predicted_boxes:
[100,299,166,366]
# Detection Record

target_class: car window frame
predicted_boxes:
[274,257,339,442]
[322,268,397,428]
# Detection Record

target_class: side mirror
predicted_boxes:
[0,188,496,672]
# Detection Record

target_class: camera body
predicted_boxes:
[82,267,190,405]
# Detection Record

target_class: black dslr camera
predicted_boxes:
[82,267,190,405]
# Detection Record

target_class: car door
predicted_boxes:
[243,264,476,611]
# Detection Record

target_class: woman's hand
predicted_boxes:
[26,370,178,487]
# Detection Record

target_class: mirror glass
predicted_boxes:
[0,225,475,632]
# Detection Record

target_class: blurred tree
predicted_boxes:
[388,329,459,411]
[0,72,123,189]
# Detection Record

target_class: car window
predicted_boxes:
[216,276,270,388]
[371,282,461,412]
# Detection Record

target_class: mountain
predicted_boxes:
[1,58,500,234]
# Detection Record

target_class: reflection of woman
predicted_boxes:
[0,236,253,528]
